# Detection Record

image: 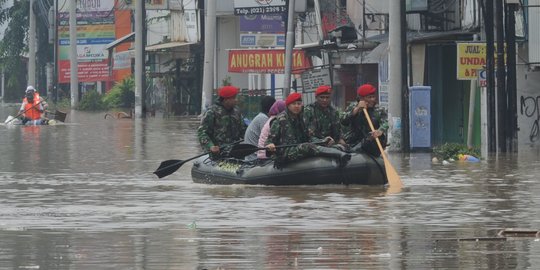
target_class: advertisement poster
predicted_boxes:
[57,0,115,83]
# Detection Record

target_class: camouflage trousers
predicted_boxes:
[349,135,387,157]
[274,143,319,166]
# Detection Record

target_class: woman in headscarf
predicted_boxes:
[257,100,286,159]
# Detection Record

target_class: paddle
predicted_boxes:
[46,109,67,122]
[229,141,327,159]
[4,99,45,125]
[362,108,403,189]
[153,140,242,179]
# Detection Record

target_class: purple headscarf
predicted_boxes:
[269,100,286,116]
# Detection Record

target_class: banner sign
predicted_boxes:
[228,49,311,74]
[58,0,115,83]
[234,0,287,15]
[240,14,285,32]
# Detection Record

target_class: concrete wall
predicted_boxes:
[517,43,540,148]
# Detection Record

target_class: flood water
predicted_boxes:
[1,105,539,269]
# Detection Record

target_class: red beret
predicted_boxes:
[357,84,376,97]
[218,85,239,98]
[285,92,302,106]
[315,85,332,96]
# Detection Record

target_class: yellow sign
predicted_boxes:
[456,43,505,80]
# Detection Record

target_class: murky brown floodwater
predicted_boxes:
[1,105,539,269]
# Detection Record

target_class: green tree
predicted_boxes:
[0,0,29,101]
[0,0,53,101]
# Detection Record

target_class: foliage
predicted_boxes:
[102,76,135,108]
[0,0,30,101]
[50,97,71,111]
[432,143,480,160]
[78,90,106,111]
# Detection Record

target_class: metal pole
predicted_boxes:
[28,0,36,87]
[201,0,216,112]
[388,0,402,151]
[495,0,507,152]
[313,0,324,41]
[283,0,296,97]
[467,79,477,148]
[135,0,146,118]
[400,0,409,152]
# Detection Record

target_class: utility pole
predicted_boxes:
[505,2,519,152]
[495,0,507,152]
[135,0,146,118]
[69,0,78,107]
[388,0,402,151]
[283,0,296,97]
[400,0,409,152]
[201,0,216,112]
[53,0,58,101]
[484,0,497,153]
[28,0,36,87]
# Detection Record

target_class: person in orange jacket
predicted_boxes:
[25,85,48,111]
[19,91,45,125]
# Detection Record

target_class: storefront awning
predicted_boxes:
[105,32,135,51]
[332,42,388,65]
[145,41,196,52]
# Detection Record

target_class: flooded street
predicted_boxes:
[1,106,539,269]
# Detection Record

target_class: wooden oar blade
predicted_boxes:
[153,159,183,178]
[383,157,403,189]
[362,108,403,191]
[229,144,261,159]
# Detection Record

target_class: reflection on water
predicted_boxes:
[1,107,539,269]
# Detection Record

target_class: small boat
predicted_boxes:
[191,153,388,185]
[4,110,67,126]
[3,116,58,126]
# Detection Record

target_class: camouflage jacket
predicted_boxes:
[341,102,388,146]
[197,101,246,152]
[303,102,342,142]
[266,110,316,162]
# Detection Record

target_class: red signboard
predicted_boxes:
[58,60,111,83]
[228,49,311,74]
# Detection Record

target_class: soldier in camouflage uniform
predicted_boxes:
[266,93,350,167]
[303,85,347,149]
[197,85,246,158]
[341,83,388,156]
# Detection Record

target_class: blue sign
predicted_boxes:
[276,35,285,46]
[240,14,285,33]
[240,35,257,46]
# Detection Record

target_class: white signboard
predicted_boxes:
[234,0,287,15]
[113,50,135,70]
[301,68,331,92]
[77,44,108,61]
